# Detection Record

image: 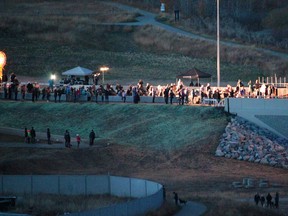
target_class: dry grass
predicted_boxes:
[1,0,287,86]
[11,194,131,216]
[0,101,288,215]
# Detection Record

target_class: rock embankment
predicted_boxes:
[216,116,288,169]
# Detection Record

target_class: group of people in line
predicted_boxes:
[63,129,96,148]
[254,192,279,208]
[24,127,96,148]
[24,127,37,144]
[1,72,281,105]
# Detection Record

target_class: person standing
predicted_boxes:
[21,85,26,101]
[174,0,180,22]
[76,134,81,148]
[46,87,51,102]
[173,192,179,205]
[260,195,265,207]
[24,127,28,143]
[47,128,51,144]
[30,127,36,143]
[57,88,62,102]
[64,130,71,148]
[275,192,279,209]
[164,85,169,104]
[54,88,57,103]
[89,130,96,146]
[254,193,260,206]
[169,88,174,104]
[266,193,272,208]
[162,185,166,201]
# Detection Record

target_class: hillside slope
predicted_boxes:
[0,101,227,149]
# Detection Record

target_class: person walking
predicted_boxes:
[89,130,95,146]
[76,134,81,148]
[47,128,51,144]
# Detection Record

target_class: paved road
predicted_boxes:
[174,201,207,216]
[105,2,288,60]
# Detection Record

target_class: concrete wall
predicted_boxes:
[0,175,163,216]
[225,98,288,115]
[0,92,180,104]
[224,98,288,138]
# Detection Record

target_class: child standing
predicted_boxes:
[76,134,81,148]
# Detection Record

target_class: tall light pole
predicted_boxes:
[0,51,7,82]
[216,0,220,87]
[100,66,109,84]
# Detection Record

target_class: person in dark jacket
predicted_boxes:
[266,193,272,208]
[89,130,96,146]
[47,128,51,144]
[30,127,36,143]
[275,192,279,209]
[173,192,179,205]
[24,127,28,143]
[254,193,260,206]
[64,130,71,148]
[260,195,265,207]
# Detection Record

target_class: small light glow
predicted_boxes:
[100,66,109,72]
[0,51,7,68]
[51,74,56,80]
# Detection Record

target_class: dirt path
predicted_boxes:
[106,2,288,60]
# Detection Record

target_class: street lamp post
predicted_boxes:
[100,66,109,84]
[0,51,7,82]
[216,0,220,87]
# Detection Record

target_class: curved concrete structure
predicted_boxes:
[0,175,164,216]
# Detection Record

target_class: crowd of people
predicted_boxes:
[254,192,280,208]
[0,72,282,105]
[24,127,96,149]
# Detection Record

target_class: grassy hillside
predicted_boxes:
[0,101,228,150]
[0,0,286,86]
[1,101,288,215]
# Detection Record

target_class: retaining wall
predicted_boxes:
[224,98,288,138]
[0,175,163,216]
[0,92,180,104]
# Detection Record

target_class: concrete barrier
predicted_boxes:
[0,175,163,216]
[224,98,288,138]
[0,92,181,104]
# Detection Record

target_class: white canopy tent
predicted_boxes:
[62,66,93,76]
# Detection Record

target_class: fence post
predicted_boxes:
[108,173,111,195]
[145,180,147,197]
[129,178,132,197]
[58,175,60,195]
[85,175,87,196]
[1,176,3,194]
[31,175,33,195]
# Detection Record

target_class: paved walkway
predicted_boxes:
[175,201,207,216]
[0,127,97,149]
[105,2,288,60]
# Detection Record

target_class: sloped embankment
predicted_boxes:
[216,116,288,169]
